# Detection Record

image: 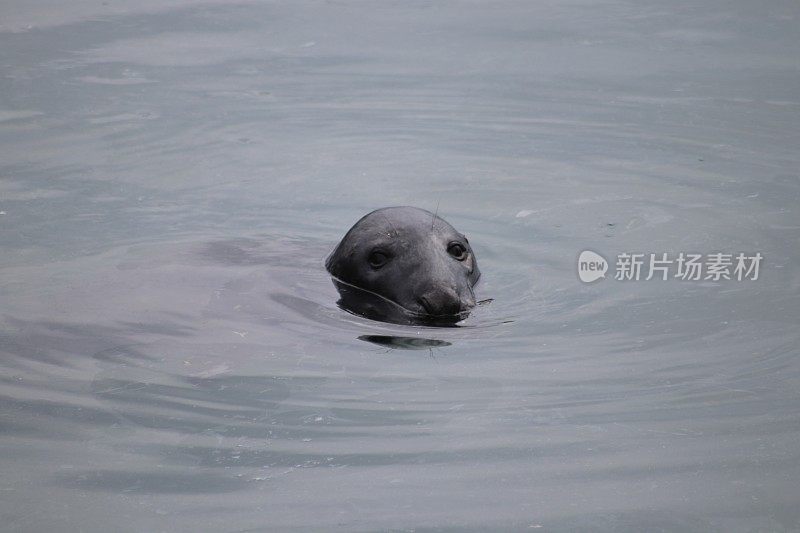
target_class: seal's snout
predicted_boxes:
[417,285,472,318]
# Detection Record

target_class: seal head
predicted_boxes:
[326,206,480,326]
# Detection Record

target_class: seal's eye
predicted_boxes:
[368,250,389,269]
[447,242,467,261]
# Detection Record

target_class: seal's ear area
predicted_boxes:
[326,212,374,278]
[325,243,356,280]
[324,248,339,276]
[324,235,349,276]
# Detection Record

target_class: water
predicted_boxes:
[1,1,799,531]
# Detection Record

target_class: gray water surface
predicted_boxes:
[1,1,799,531]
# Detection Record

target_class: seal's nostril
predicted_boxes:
[418,295,433,314]
[418,288,462,317]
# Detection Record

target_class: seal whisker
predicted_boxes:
[330,276,428,318]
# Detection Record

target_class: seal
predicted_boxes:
[326,206,480,326]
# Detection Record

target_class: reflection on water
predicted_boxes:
[1,0,799,531]
[358,335,452,351]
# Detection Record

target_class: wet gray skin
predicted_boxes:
[326,206,480,325]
